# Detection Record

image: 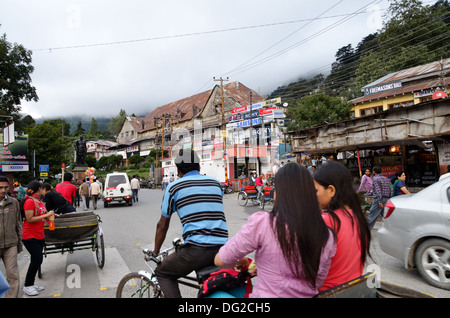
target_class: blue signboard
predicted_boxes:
[39,165,49,172]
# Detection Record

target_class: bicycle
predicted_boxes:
[116,238,219,298]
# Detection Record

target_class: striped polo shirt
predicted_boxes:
[161,170,228,247]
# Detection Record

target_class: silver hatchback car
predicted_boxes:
[378,176,450,290]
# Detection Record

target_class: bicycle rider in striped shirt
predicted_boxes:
[152,149,228,298]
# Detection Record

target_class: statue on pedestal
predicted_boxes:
[74,136,87,166]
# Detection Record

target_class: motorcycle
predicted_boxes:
[220,180,234,194]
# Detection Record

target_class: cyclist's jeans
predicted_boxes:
[155,244,221,298]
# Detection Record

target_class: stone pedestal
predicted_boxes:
[72,164,88,182]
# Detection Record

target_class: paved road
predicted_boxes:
[3,188,449,298]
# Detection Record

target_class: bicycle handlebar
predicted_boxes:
[143,237,185,264]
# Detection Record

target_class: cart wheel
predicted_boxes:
[251,195,260,206]
[95,232,105,269]
[259,193,265,210]
[237,192,248,206]
[38,266,42,279]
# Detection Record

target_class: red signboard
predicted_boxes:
[232,105,248,114]
[259,107,277,115]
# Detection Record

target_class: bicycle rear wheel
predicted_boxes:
[116,272,163,298]
[237,192,248,206]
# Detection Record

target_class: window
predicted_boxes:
[359,105,382,116]
[108,175,127,187]
[388,100,414,109]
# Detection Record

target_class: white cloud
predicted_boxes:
[1,0,394,119]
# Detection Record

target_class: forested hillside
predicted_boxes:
[268,0,450,107]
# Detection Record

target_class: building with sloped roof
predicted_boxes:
[115,81,291,183]
[117,81,264,145]
[351,58,449,117]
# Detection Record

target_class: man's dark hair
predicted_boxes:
[372,165,382,174]
[175,149,200,175]
[0,176,9,183]
[63,172,73,182]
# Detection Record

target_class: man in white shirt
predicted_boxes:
[130,176,140,202]
[162,175,170,191]
[89,179,101,210]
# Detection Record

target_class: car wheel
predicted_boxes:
[415,238,450,290]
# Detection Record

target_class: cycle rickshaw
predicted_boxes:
[237,185,274,209]
[39,211,105,277]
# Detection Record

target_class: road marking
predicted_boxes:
[95,247,131,289]
[20,253,68,298]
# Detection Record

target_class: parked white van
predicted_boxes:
[104,172,132,207]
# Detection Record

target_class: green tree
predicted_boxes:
[108,109,127,137]
[108,154,123,169]
[11,113,35,134]
[97,156,109,170]
[28,119,73,176]
[129,153,144,166]
[85,155,97,168]
[0,32,38,116]
[355,0,450,89]
[88,117,99,137]
[73,121,85,137]
[286,93,351,131]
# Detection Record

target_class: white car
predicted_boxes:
[103,172,132,207]
[378,176,450,290]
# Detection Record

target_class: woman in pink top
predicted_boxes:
[313,161,372,291]
[215,163,336,298]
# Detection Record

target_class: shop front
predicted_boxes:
[290,98,450,189]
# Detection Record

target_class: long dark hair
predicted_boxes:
[313,161,371,265]
[271,163,332,287]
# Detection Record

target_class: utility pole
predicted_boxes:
[249,91,253,145]
[154,117,160,168]
[213,76,229,183]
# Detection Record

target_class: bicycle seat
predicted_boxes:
[195,266,221,284]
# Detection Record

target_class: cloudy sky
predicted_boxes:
[1,0,410,119]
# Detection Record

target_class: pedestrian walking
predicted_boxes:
[79,179,90,211]
[367,165,391,229]
[357,168,373,193]
[161,175,169,191]
[74,179,81,207]
[15,182,26,203]
[22,180,54,296]
[313,161,372,292]
[130,175,140,202]
[89,179,101,210]
[214,163,336,298]
[0,176,22,298]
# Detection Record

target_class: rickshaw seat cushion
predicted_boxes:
[44,211,99,244]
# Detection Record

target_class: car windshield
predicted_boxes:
[108,175,127,187]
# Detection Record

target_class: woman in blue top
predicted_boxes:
[392,171,411,196]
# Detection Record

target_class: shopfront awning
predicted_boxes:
[290,98,450,155]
